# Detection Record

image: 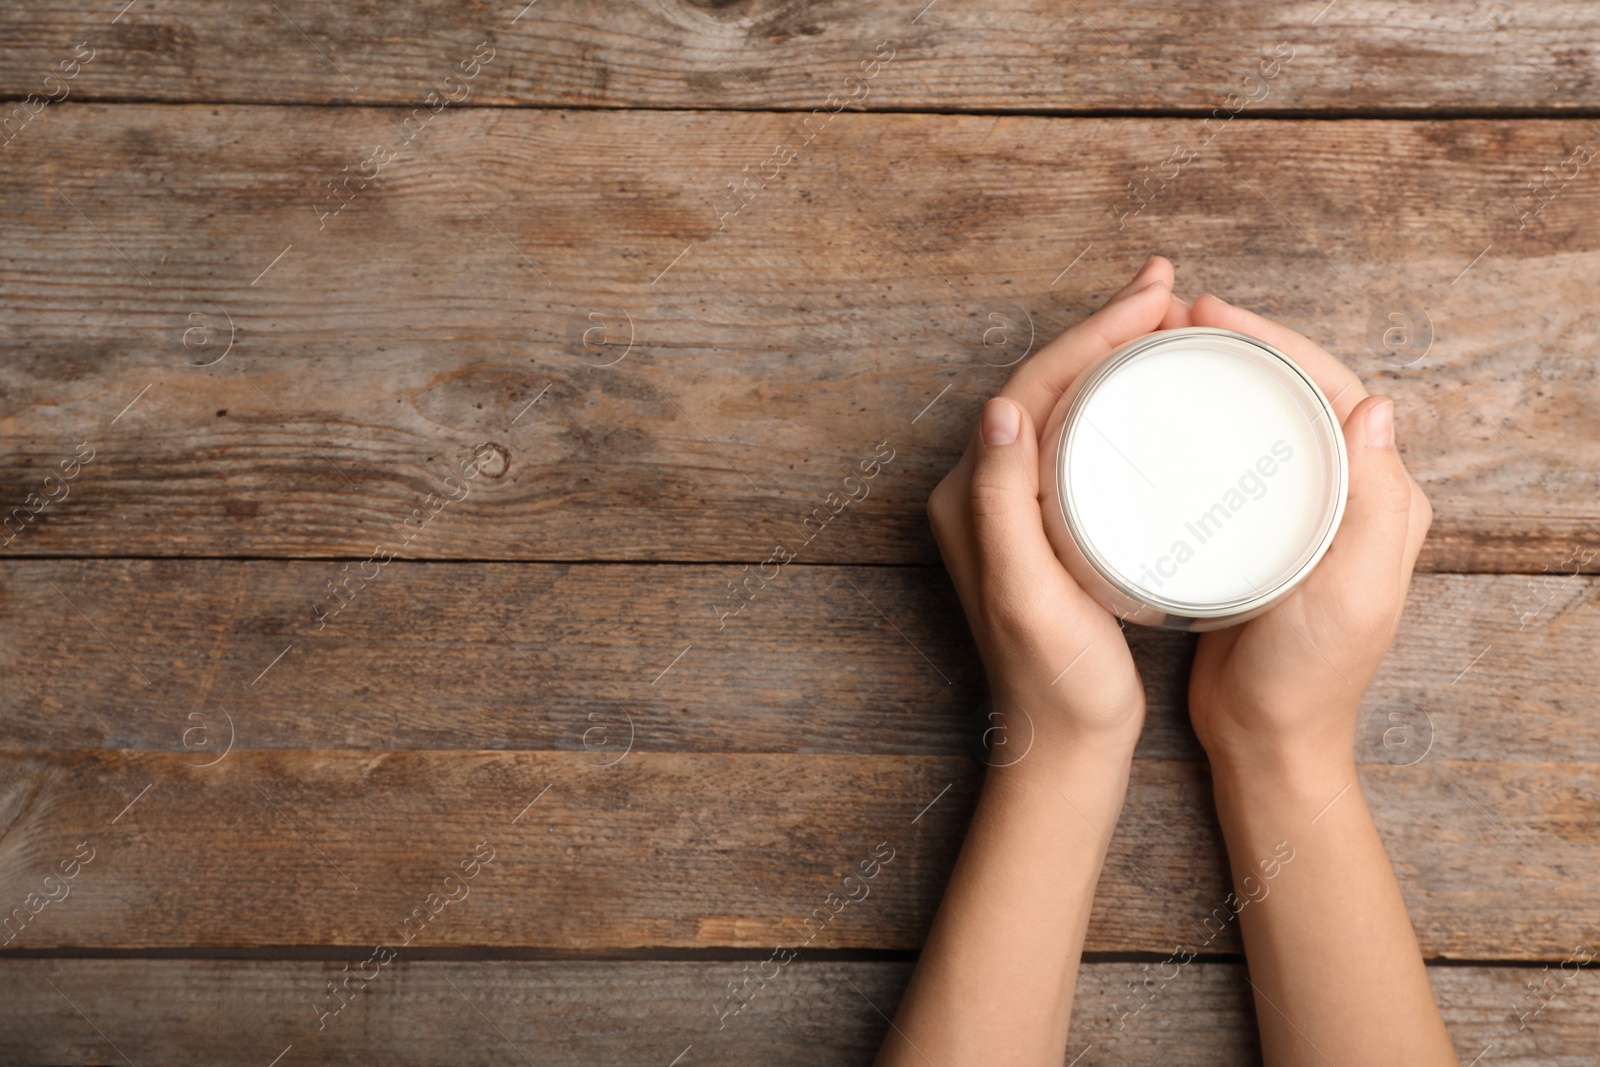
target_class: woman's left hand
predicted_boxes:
[927,256,1190,757]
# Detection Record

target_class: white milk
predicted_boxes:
[1062,339,1336,610]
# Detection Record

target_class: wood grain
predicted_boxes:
[1,2,1598,112]
[2,562,1595,765]
[0,959,1593,1066]
[2,3,1592,1056]
[0,749,1594,958]
[2,108,1596,568]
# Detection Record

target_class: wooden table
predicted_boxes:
[1,3,1597,1063]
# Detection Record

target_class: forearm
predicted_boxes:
[879,730,1137,1067]
[1210,747,1456,1067]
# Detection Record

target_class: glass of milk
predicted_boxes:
[1038,327,1348,630]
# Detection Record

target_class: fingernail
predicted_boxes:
[1365,399,1395,448]
[982,398,1021,447]
[1140,254,1159,273]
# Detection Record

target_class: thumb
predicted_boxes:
[1321,395,1413,609]
[967,397,1072,617]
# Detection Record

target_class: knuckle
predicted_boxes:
[967,491,1010,527]
[1333,590,1399,646]
[977,581,1042,641]
[967,471,1015,521]
[1361,602,1403,646]
[927,476,956,528]
[1363,459,1413,515]
[1381,461,1413,502]
[1412,479,1435,531]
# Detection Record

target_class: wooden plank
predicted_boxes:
[2,562,1596,766]
[2,2,1598,111]
[0,558,1165,758]
[0,749,1594,958]
[0,959,1592,1066]
[2,109,1597,568]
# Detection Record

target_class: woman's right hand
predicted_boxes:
[1181,297,1434,771]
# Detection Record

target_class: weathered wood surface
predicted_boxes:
[2,2,1599,112]
[0,959,1592,1066]
[0,749,1594,958]
[2,561,1596,766]
[2,109,1598,568]
[3,10,1596,1060]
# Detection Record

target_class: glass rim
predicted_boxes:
[1056,326,1350,618]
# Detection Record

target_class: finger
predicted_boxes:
[1189,294,1368,422]
[937,257,1176,612]
[1109,254,1174,302]
[967,398,1094,624]
[1314,395,1414,617]
[1159,291,1193,331]
[1000,277,1172,429]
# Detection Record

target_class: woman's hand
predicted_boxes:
[882,258,1191,1067]
[1173,297,1455,1067]
[1180,295,1434,771]
[927,256,1190,758]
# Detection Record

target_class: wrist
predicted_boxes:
[991,672,1145,753]
[1193,697,1358,787]
[988,716,1141,786]
[1208,741,1359,810]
